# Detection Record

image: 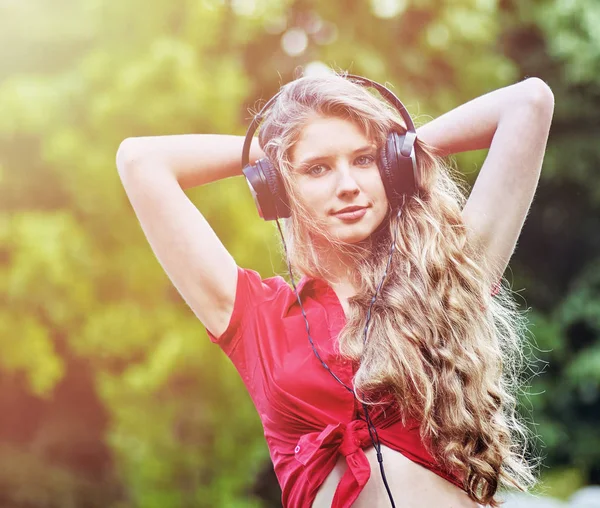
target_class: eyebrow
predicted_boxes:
[296,144,376,171]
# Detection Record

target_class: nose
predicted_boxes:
[335,165,360,198]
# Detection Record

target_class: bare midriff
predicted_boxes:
[312,444,481,508]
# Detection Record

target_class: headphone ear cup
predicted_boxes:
[259,159,291,219]
[378,131,417,209]
[243,158,291,221]
[378,136,396,208]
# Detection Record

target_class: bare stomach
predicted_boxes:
[312,444,481,508]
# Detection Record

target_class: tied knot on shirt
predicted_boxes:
[295,420,373,464]
[294,420,374,508]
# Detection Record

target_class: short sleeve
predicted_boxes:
[204,265,274,356]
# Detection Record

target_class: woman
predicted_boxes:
[116,72,554,507]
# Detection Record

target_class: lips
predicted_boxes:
[332,206,369,221]
[333,205,367,215]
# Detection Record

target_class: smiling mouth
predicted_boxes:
[333,206,367,215]
[333,207,368,221]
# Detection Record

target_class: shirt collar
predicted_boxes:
[286,274,329,312]
[293,274,313,296]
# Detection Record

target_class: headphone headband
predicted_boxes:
[241,74,416,169]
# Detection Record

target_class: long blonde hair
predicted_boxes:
[257,71,539,506]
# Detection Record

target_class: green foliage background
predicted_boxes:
[0,0,598,506]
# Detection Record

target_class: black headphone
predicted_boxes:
[241,74,420,220]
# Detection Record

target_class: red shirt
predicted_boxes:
[207,266,498,507]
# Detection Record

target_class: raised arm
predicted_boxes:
[116,134,265,337]
[117,134,264,189]
[416,77,555,280]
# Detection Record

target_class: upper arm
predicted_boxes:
[116,140,237,338]
[461,78,554,280]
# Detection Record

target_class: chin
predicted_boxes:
[329,224,377,244]
[321,208,389,244]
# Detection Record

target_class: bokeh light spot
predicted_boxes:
[281,28,308,57]
[426,23,450,49]
[370,0,407,19]
[304,61,334,77]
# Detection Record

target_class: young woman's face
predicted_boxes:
[289,115,389,244]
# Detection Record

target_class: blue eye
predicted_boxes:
[307,164,327,176]
[304,155,374,176]
[356,155,375,166]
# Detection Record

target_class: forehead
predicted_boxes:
[290,116,372,161]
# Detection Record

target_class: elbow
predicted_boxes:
[116,137,148,174]
[521,77,555,115]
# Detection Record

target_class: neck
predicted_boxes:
[313,245,360,291]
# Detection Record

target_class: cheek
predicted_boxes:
[291,185,323,218]
[370,177,388,206]
[297,182,330,213]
